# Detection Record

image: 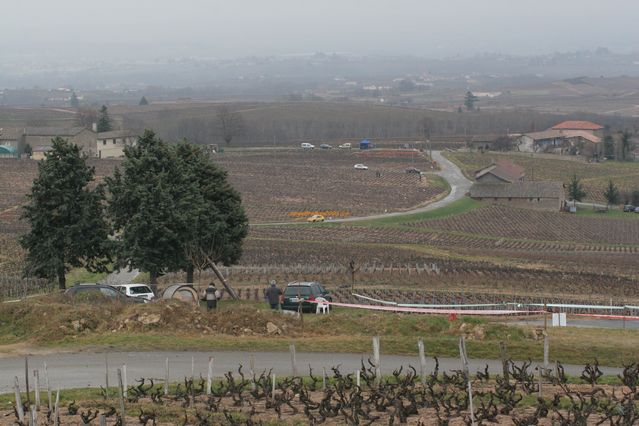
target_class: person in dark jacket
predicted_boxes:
[204,282,221,311]
[265,281,282,310]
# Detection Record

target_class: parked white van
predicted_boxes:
[112,284,155,301]
[301,143,315,149]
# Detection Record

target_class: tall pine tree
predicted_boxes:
[20,137,111,289]
[97,105,112,132]
[175,141,248,282]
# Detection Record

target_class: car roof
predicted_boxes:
[286,281,321,287]
[112,284,150,288]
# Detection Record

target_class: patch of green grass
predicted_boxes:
[65,267,109,286]
[576,207,638,219]
[132,272,150,284]
[352,197,480,226]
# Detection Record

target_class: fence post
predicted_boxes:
[34,369,40,409]
[117,369,126,426]
[164,358,169,396]
[53,389,59,426]
[543,335,549,369]
[25,356,31,406]
[104,354,109,399]
[271,373,276,402]
[289,344,297,377]
[372,336,381,384]
[121,364,127,398]
[468,380,476,426]
[459,336,469,380]
[499,341,509,383]
[322,367,327,391]
[14,377,24,423]
[249,353,256,391]
[417,338,427,385]
[206,357,214,395]
[44,362,52,413]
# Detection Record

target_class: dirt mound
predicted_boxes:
[0,296,299,342]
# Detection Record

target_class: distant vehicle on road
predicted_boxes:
[281,282,332,313]
[320,144,333,149]
[301,143,315,149]
[405,167,422,174]
[65,284,145,303]
[307,214,325,223]
[353,164,368,170]
[339,143,351,149]
[624,205,635,212]
[112,284,155,301]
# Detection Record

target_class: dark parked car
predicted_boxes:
[320,144,333,149]
[405,167,422,174]
[281,282,332,313]
[624,205,636,212]
[65,284,146,303]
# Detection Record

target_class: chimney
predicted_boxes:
[92,122,98,132]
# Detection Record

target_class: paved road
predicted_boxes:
[99,268,140,286]
[1,350,620,393]
[253,150,472,226]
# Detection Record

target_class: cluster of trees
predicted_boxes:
[567,175,638,207]
[603,130,635,161]
[20,131,248,291]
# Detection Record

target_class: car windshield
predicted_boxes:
[284,286,312,297]
[129,285,152,294]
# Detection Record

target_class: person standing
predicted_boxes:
[265,281,282,310]
[205,282,221,311]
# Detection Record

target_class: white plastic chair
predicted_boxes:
[315,297,329,314]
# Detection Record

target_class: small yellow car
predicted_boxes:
[307,214,325,223]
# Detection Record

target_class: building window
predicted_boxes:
[102,140,106,145]
[113,139,116,144]
[537,198,540,202]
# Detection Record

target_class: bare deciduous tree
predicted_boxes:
[217,105,245,145]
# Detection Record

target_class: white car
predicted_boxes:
[112,284,155,301]
[301,143,315,149]
[353,164,368,170]
[339,143,351,149]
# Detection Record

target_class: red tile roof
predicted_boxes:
[475,160,525,183]
[551,120,603,131]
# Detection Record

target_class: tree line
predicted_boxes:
[567,174,639,207]
[20,131,248,291]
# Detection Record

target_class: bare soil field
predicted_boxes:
[445,151,639,204]
[214,149,442,222]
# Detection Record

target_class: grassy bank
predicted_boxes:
[0,298,637,367]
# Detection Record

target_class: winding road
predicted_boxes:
[253,150,472,226]
[0,350,619,393]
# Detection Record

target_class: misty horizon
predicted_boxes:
[2,0,639,61]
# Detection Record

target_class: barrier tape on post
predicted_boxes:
[326,300,544,316]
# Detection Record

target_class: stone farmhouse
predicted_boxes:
[516,120,604,157]
[97,130,138,158]
[469,181,566,211]
[471,160,564,210]
[25,127,98,159]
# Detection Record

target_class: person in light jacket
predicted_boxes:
[204,282,221,311]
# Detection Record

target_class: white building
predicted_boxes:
[97,130,138,158]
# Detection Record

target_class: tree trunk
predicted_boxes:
[186,265,194,284]
[57,267,66,291]
[150,271,158,294]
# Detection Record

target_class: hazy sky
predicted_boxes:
[3,0,639,60]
